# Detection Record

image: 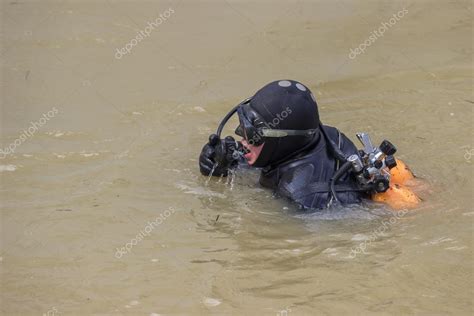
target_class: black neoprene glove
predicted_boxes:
[199,134,242,177]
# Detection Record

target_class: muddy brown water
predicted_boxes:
[1,0,473,315]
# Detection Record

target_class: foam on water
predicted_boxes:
[0,164,17,172]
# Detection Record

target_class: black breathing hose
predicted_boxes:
[216,105,239,138]
[329,161,353,203]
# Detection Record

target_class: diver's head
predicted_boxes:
[235,80,321,167]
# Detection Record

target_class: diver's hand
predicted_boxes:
[199,134,229,177]
[199,134,243,176]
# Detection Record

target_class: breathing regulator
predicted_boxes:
[329,132,398,202]
[352,133,397,192]
[208,134,243,172]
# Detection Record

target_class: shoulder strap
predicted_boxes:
[292,182,366,200]
[320,124,347,163]
[327,129,342,206]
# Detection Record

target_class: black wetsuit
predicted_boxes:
[259,125,365,209]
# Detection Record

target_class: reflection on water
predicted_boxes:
[1,0,472,315]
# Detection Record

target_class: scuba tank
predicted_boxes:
[372,159,421,209]
[327,131,420,209]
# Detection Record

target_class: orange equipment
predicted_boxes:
[372,159,421,209]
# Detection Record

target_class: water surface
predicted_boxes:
[1,0,472,315]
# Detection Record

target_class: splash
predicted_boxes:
[205,162,218,186]
[227,168,236,190]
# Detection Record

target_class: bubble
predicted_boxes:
[203,297,221,307]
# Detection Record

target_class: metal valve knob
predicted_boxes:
[379,140,397,155]
[385,155,397,169]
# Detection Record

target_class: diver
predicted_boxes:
[199,80,419,210]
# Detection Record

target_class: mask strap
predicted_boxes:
[261,128,318,138]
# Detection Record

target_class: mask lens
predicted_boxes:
[236,107,257,144]
[235,124,244,137]
[236,107,266,146]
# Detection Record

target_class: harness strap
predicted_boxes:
[293,182,366,200]
[326,129,342,207]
